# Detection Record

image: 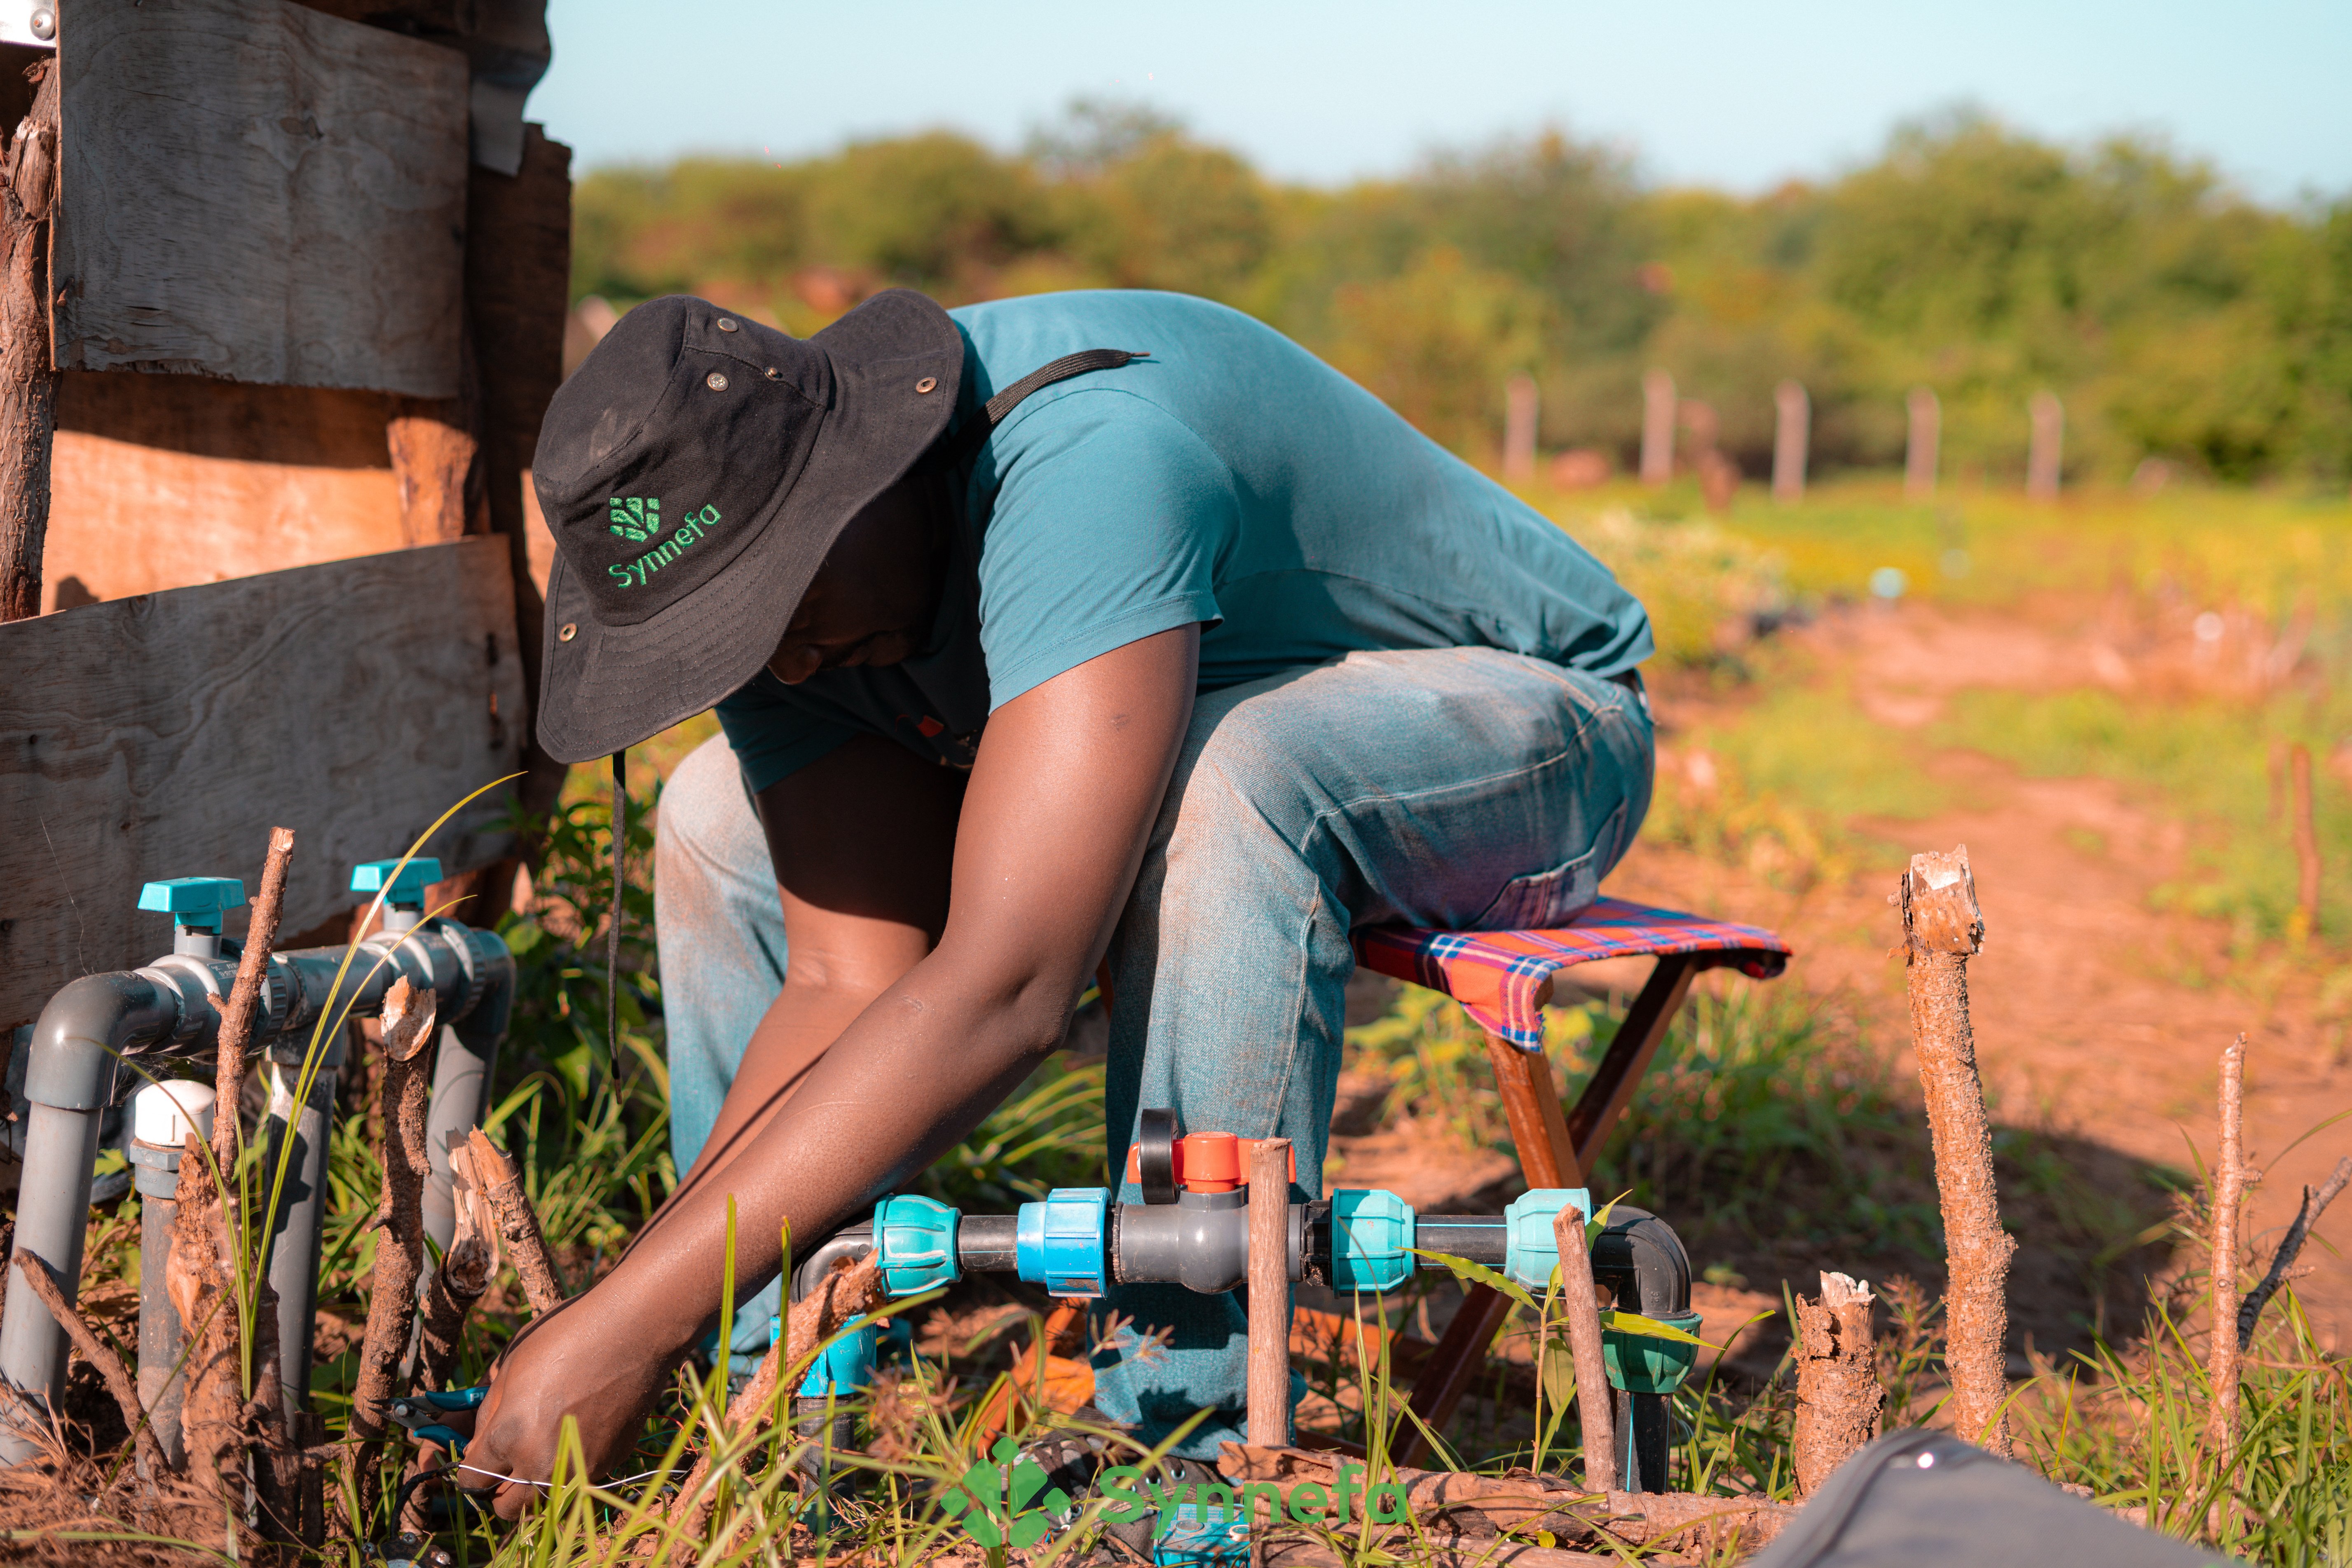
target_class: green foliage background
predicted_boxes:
[572,102,2352,485]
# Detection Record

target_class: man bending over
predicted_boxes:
[462,287,1653,1505]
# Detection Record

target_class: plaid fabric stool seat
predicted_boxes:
[1350,897,1792,1456]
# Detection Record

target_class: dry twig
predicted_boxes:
[1898,845,2013,1454]
[10,1252,169,1480]
[349,977,438,1526]
[465,1127,566,1314]
[2205,1034,2249,1457]
[646,1252,885,1558]
[164,1135,243,1502]
[1549,1203,1616,1493]
[2239,1155,2352,1350]
[1792,1270,1883,1495]
[211,827,297,1178]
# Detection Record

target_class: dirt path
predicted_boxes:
[1612,602,2352,1351]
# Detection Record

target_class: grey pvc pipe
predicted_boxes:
[0,1104,103,1461]
[0,917,511,1467]
[262,1066,338,1413]
[132,1151,186,1472]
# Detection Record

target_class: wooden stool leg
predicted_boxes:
[1395,1283,1511,1467]
[1565,954,1696,1172]
[1401,1028,1579,1460]
[1401,953,1704,1462]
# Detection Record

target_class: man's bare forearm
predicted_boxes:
[586,956,1068,1356]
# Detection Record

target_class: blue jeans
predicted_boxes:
[652,647,1654,1445]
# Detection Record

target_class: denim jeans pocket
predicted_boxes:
[1471,803,1626,930]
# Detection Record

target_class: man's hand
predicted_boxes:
[456,625,1201,1497]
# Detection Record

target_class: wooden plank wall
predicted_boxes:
[0,538,525,1030]
[54,0,469,397]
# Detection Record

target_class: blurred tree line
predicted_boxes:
[574,102,2352,487]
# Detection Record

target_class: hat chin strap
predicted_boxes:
[930,347,1149,471]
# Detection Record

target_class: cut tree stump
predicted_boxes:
[1792,1270,1883,1495]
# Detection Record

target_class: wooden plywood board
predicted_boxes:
[54,0,469,396]
[42,372,406,607]
[0,538,525,1029]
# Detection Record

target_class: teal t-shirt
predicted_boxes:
[715,291,1652,792]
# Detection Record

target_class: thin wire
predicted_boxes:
[452,1460,679,1491]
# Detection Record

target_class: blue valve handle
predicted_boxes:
[137,877,247,930]
[351,857,445,905]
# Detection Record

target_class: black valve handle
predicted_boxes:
[1136,1107,1180,1204]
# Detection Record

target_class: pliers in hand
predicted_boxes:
[387,1385,487,1453]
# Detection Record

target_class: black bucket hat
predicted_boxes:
[530,290,965,764]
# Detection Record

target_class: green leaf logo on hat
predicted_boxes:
[608,496,661,542]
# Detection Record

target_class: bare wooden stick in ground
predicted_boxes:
[165,1134,244,1503]
[1247,1138,1293,1449]
[348,977,438,1526]
[1898,845,2014,1455]
[1792,1271,1883,1495]
[12,1252,169,1479]
[417,1138,501,1392]
[1549,1203,1617,1494]
[649,1252,886,1557]
[466,1127,566,1314]
[2240,1155,2352,1350]
[2205,1033,2249,1457]
[0,61,60,624]
[211,826,298,1178]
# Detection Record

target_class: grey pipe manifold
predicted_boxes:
[0,912,512,1467]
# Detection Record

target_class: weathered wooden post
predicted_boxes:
[2027,390,2064,501]
[0,62,59,622]
[1503,372,1538,483]
[1772,379,1809,502]
[1640,368,1675,487]
[1898,845,2013,1455]
[1904,387,1939,501]
[1246,1138,1293,1448]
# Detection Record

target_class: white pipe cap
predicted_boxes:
[132,1080,217,1146]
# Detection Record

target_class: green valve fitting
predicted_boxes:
[1331,1189,1414,1293]
[1602,1308,1705,1395]
[1501,1187,1593,1292]
[873,1194,960,1296]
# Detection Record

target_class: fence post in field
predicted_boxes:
[2027,391,2064,501]
[1773,380,1810,502]
[1640,368,1676,487]
[1904,387,1940,501]
[1504,372,1538,482]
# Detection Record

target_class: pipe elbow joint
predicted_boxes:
[25,973,179,1111]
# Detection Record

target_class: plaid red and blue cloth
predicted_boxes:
[1354,897,1791,1048]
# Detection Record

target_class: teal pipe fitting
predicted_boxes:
[874,1195,960,1296]
[1331,1190,1415,1293]
[1602,1308,1705,1395]
[138,877,246,958]
[796,1323,880,1397]
[1016,1187,1110,1298]
[352,858,443,932]
[1501,1187,1594,1292]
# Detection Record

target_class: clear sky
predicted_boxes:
[531,0,2350,204]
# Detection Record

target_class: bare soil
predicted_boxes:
[1612,601,2352,1354]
